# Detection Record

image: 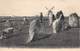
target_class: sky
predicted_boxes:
[0,0,80,16]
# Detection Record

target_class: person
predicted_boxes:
[40,12,43,23]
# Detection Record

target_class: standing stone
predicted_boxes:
[27,18,41,43]
[52,14,62,33]
[69,13,79,27]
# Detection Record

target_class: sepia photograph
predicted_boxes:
[0,0,80,49]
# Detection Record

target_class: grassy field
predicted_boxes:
[0,16,80,48]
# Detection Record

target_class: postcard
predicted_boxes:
[0,0,80,51]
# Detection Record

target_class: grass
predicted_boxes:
[0,16,79,48]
